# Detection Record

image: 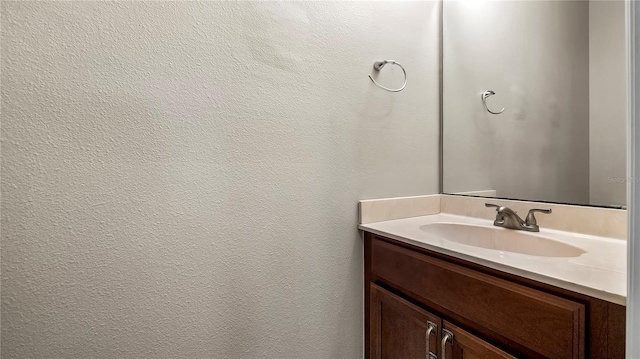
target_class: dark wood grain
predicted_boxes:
[371,238,585,359]
[364,232,372,359]
[444,321,516,359]
[608,302,626,358]
[371,276,545,358]
[364,232,626,359]
[370,283,442,359]
[586,298,609,359]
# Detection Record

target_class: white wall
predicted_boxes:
[0,2,440,358]
[589,0,627,206]
[443,0,591,204]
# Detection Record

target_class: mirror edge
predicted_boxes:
[626,0,639,356]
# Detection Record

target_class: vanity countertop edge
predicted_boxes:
[359,213,627,306]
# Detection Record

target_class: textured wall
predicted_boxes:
[589,0,627,206]
[0,2,440,358]
[443,0,591,204]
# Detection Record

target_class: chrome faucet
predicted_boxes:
[485,203,551,232]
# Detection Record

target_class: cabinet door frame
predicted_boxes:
[371,238,585,359]
[441,321,516,359]
[370,283,442,359]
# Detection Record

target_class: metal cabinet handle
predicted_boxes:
[441,329,453,359]
[426,321,437,359]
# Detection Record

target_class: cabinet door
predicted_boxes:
[370,284,441,359]
[441,321,516,359]
[371,238,585,359]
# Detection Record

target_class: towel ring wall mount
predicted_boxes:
[369,60,407,92]
[481,90,505,115]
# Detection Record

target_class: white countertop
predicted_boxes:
[359,213,627,305]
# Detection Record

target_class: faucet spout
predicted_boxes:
[492,206,525,229]
[485,203,551,232]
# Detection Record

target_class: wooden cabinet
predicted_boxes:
[364,232,625,359]
[442,321,515,359]
[370,284,440,359]
[370,283,515,359]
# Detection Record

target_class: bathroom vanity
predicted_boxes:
[363,232,625,359]
[359,196,627,359]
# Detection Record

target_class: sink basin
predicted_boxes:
[419,222,585,257]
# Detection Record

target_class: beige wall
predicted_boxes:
[589,0,627,206]
[443,0,591,204]
[0,2,440,358]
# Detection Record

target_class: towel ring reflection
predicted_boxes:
[368,60,407,92]
[481,90,505,115]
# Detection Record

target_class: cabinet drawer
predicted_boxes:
[371,239,585,359]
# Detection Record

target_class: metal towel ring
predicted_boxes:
[368,60,407,92]
[481,90,505,115]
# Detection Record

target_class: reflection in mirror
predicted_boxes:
[443,0,627,208]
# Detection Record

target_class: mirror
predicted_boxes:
[442,0,627,208]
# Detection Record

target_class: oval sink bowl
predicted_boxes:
[419,222,586,257]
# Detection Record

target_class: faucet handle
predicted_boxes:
[485,203,501,210]
[525,208,552,226]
